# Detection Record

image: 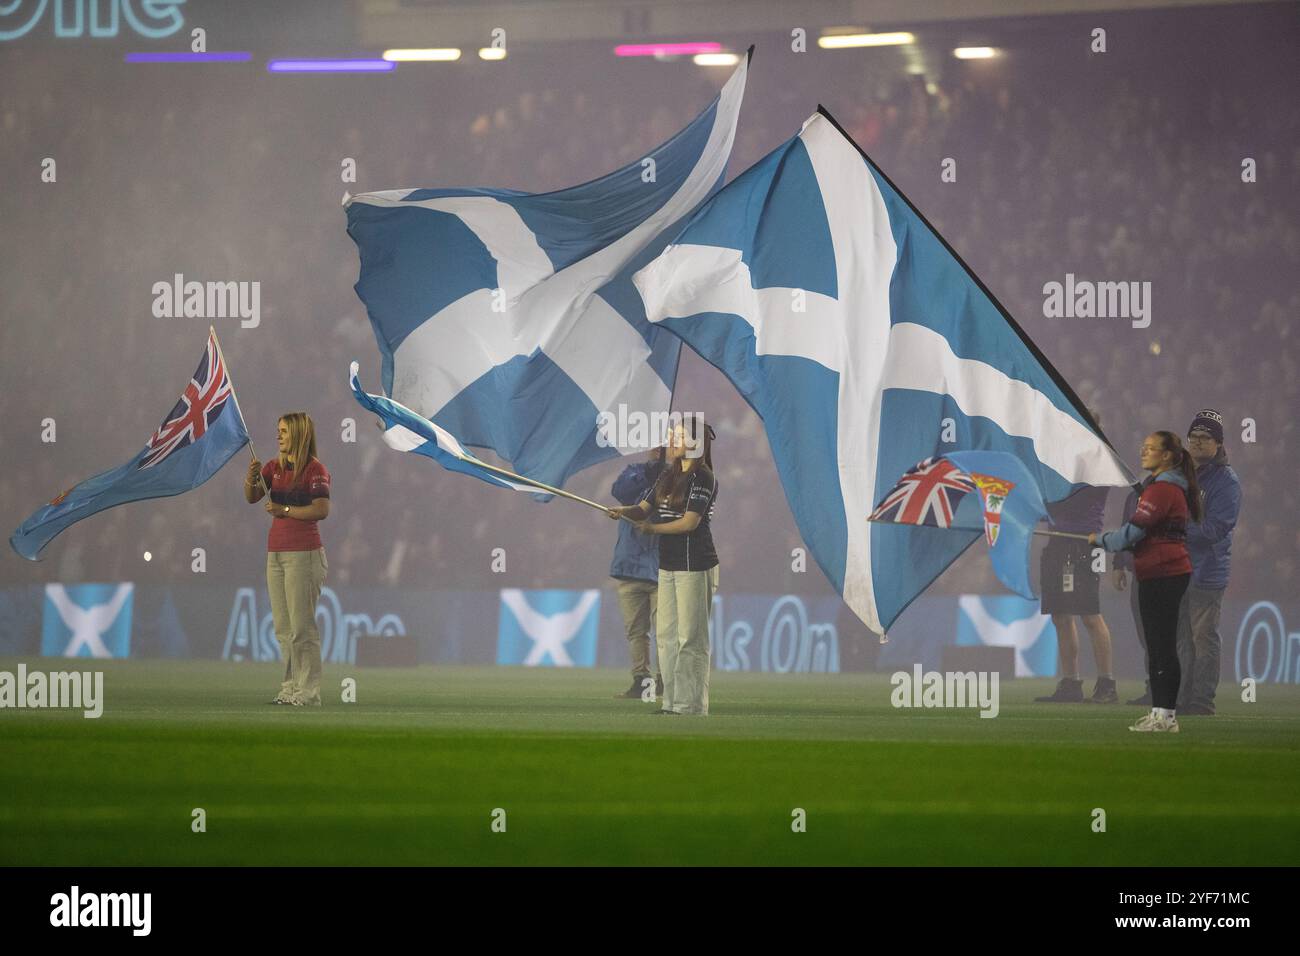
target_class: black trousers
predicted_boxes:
[1137,573,1191,709]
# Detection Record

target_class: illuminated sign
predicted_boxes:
[222,586,407,665]
[1234,602,1300,685]
[1,0,186,41]
[711,594,840,673]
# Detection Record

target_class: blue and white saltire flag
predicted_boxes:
[350,362,540,493]
[11,329,251,560]
[633,108,1136,634]
[344,54,749,493]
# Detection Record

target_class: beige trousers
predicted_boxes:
[615,578,658,679]
[656,565,719,715]
[266,548,327,703]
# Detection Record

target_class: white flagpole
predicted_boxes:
[209,325,265,494]
[867,517,1089,541]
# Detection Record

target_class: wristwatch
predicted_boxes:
[283,505,290,516]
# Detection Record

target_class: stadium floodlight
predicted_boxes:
[124,52,252,63]
[818,32,915,49]
[479,47,506,60]
[267,59,394,73]
[953,47,999,59]
[615,42,722,57]
[694,52,739,66]
[383,48,462,62]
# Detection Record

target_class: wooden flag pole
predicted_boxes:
[1032,529,1092,541]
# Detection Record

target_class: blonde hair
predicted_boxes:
[277,412,318,487]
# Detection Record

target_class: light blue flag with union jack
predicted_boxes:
[870,451,1051,600]
[10,329,251,560]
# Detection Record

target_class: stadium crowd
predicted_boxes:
[1,9,1295,604]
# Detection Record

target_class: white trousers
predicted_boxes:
[656,565,719,715]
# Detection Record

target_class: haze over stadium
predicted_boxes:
[0,0,1296,890]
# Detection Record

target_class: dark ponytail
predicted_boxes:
[1155,430,1203,521]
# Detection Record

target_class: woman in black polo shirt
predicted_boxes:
[608,416,719,715]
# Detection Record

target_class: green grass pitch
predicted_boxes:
[2,658,1297,866]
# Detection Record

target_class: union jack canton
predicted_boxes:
[869,457,976,529]
[140,330,233,469]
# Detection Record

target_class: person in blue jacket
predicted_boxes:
[1176,409,1243,715]
[608,448,665,699]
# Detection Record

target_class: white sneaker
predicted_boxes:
[1129,713,1179,733]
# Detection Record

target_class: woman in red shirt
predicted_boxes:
[1092,431,1202,733]
[243,412,331,706]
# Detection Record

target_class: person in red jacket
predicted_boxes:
[1091,431,1202,733]
[243,412,331,706]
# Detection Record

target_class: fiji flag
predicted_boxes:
[344,54,748,493]
[871,451,1051,600]
[10,329,250,560]
[634,108,1136,635]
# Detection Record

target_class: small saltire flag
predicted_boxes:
[634,108,1135,634]
[11,329,251,560]
[871,451,1050,600]
[344,53,750,494]
[349,362,541,493]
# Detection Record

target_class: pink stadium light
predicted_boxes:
[615,42,722,58]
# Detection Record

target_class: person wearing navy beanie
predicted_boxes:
[1176,409,1243,715]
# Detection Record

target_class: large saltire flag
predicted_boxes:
[870,451,1051,600]
[633,108,1137,635]
[344,53,749,493]
[11,329,251,560]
